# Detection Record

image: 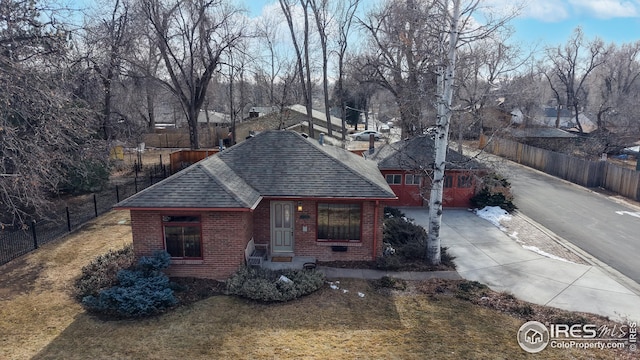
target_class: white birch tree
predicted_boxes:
[426,0,518,264]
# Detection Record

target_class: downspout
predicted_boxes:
[373,200,380,259]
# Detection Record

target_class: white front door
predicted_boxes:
[271,201,294,253]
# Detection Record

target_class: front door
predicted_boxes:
[271,201,294,253]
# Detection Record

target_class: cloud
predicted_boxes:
[568,0,639,18]
[509,0,640,21]
[525,0,572,21]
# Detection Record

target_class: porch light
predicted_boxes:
[297,201,303,212]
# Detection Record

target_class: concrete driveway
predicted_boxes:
[401,208,640,324]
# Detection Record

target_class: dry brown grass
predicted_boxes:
[0,211,634,359]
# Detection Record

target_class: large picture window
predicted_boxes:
[317,203,361,241]
[162,215,202,258]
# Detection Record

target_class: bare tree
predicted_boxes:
[455,35,523,145]
[334,0,359,140]
[543,27,606,133]
[143,0,245,149]
[589,41,640,132]
[309,0,332,137]
[279,0,314,138]
[1,1,100,224]
[83,0,133,141]
[426,0,517,265]
[356,0,443,138]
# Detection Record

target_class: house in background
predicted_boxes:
[116,130,396,280]
[235,104,348,143]
[511,107,597,133]
[365,135,485,208]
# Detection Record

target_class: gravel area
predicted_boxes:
[498,211,591,265]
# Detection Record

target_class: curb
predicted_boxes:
[516,211,640,297]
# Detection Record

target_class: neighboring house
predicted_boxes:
[115,130,396,280]
[365,135,484,208]
[507,127,578,152]
[235,104,346,143]
[512,107,597,133]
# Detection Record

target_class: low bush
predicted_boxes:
[81,251,177,318]
[75,245,135,300]
[226,266,325,302]
[470,173,517,212]
[383,210,427,246]
[379,207,455,270]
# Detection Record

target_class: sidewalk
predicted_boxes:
[399,208,640,324]
[319,208,640,324]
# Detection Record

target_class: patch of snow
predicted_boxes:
[522,245,573,263]
[342,289,349,293]
[278,275,292,283]
[330,284,339,290]
[357,292,365,298]
[475,206,511,230]
[615,211,640,219]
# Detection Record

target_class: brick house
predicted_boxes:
[365,135,485,207]
[116,130,396,280]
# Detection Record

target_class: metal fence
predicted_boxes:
[485,137,640,201]
[0,162,168,266]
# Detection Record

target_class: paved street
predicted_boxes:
[475,150,640,285]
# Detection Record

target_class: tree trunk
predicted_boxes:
[187,107,200,150]
[426,0,460,265]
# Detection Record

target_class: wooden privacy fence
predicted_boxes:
[485,137,640,201]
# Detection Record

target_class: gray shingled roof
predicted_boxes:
[116,130,395,209]
[365,135,483,171]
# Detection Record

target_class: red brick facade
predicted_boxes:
[129,199,384,280]
[130,210,253,280]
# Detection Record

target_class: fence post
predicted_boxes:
[160,154,163,166]
[93,194,98,218]
[116,185,120,203]
[150,172,153,185]
[135,177,138,193]
[31,220,38,249]
[66,207,71,232]
[134,161,139,177]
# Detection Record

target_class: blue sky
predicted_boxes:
[241,0,640,48]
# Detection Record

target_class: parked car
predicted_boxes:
[379,124,390,133]
[351,130,383,141]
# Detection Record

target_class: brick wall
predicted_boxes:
[255,199,383,261]
[128,199,384,280]
[130,210,253,280]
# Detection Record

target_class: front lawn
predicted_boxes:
[0,211,634,359]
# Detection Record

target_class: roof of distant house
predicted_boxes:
[364,135,484,171]
[509,127,578,138]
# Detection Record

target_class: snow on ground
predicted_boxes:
[522,245,572,263]
[475,206,573,263]
[474,206,511,231]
